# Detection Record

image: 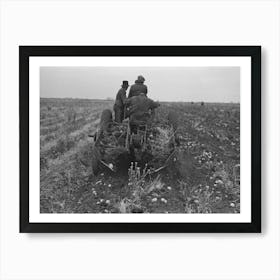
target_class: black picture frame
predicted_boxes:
[20,46,261,233]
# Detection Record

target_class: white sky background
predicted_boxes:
[40,67,240,102]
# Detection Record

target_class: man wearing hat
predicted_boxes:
[114,80,129,123]
[128,75,148,98]
[125,93,160,133]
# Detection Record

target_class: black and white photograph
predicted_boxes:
[40,66,241,215]
[3,0,279,279]
[20,46,261,232]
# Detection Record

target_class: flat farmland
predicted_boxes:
[40,98,240,214]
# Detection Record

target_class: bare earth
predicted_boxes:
[40,98,240,214]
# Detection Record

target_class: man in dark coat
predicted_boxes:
[125,93,160,131]
[114,81,129,123]
[128,75,148,98]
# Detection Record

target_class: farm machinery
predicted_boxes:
[90,109,180,176]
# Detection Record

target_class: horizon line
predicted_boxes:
[40,97,240,104]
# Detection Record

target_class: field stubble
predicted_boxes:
[40,98,240,214]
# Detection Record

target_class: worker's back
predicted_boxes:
[126,95,159,126]
[126,95,156,114]
[128,82,148,98]
[114,88,126,107]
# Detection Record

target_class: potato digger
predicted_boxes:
[89,104,180,177]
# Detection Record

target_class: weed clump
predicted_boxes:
[114,162,166,213]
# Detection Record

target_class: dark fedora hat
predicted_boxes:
[121,80,129,87]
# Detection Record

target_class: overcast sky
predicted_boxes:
[40,67,240,102]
